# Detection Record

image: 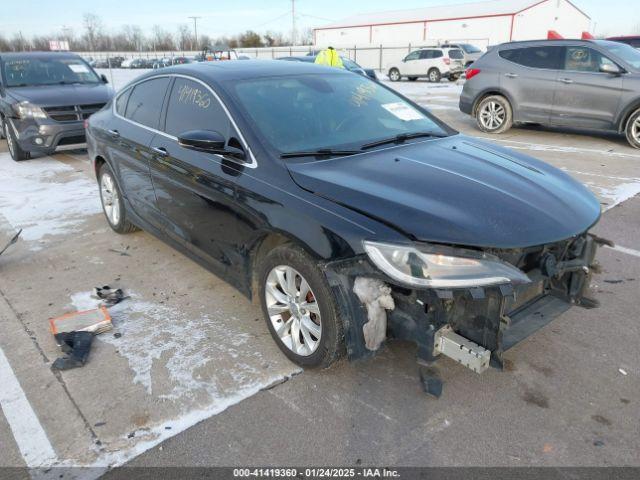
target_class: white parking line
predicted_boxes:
[0,347,57,467]
[607,244,640,258]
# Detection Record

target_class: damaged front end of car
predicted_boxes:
[324,232,610,397]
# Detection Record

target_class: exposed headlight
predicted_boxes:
[363,240,531,288]
[14,101,47,119]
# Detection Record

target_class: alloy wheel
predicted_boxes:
[265,265,322,357]
[100,172,121,226]
[389,69,400,81]
[429,70,438,82]
[633,117,640,143]
[479,101,506,130]
[5,122,16,156]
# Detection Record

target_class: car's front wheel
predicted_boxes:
[388,68,401,82]
[475,95,513,134]
[625,109,640,149]
[98,162,138,234]
[4,120,30,161]
[258,245,344,368]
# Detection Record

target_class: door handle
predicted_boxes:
[504,73,518,78]
[559,78,574,84]
[107,129,120,138]
[151,146,169,157]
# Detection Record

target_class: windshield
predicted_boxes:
[2,57,101,87]
[600,41,640,69]
[231,74,450,154]
[460,44,482,53]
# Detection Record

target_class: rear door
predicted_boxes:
[148,76,247,278]
[111,76,171,226]
[498,45,563,124]
[550,45,624,129]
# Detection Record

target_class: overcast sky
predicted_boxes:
[1,0,637,39]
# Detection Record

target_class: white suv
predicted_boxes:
[387,48,464,82]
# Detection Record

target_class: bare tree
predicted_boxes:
[176,24,193,50]
[152,25,175,51]
[0,35,12,51]
[83,13,102,51]
[264,30,286,47]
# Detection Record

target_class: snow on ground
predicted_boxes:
[0,152,101,246]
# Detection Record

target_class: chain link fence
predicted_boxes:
[78,39,488,72]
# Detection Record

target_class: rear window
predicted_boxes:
[449,49,464,59]
[499,46,564,70]
[124,77,170,129]
[460,44,482,54]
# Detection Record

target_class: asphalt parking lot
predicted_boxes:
[0,73,639,475]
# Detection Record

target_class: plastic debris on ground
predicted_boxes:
[49,286,127,371]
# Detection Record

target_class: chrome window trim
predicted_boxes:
[112,73,258,168]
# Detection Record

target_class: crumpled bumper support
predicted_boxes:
[324,233,604,397]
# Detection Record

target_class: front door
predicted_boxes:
[550,45,624,129]
[148,76,247,278]
[402,50,423,76]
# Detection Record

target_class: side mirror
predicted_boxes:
[600,63,622,75]
[100,74,109,84]
[178,130,246,161]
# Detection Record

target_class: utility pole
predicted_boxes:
[291,0,296,46]
[188,16,201,51]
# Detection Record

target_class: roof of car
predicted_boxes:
[131,60,351,86]
[0,51,81,60]
[497,39,597,48]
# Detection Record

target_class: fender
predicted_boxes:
[615,97,640,133]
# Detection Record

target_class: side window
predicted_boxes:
[164,78,229,138]
[564,46,616,72]
[432,50,443,59]
[115,88,131,116]
[125,77,170,128]
[419,50,432,59]
[404,51,421,61]
[500,46,563,69]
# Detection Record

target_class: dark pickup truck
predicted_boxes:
[0,51,113,161]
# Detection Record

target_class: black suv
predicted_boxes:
[0,51,113,161]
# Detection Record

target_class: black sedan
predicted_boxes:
[87,61,602,395]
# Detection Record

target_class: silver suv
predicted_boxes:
[459,40,640,148]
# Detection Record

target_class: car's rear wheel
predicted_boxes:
[4,120,30,161]
[408,76,418,81]
[475,95,513,134]
[258,245,344,368]
[625,109,640,149]
[388,68,401,82]
[427,68,441,83]
[98,162,138,234]
[448,74,460,82]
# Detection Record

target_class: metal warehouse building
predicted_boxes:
[314,0,591,48]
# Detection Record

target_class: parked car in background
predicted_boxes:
[129,58,150,69]
[387,47,464,82]
[440,43,484,66]
[278,55,378,81]
[0,51,113,161]
[459,39,640,148]
[86,61,602,395]
[120,58,134,68]
[606,35,640,49]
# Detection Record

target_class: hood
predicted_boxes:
[7,83,113,107]
[287,135,601,249]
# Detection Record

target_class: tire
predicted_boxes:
[388,68,401,82]
[97,162,138,234]
[624,109,640,149]
[475,95,513,134]
[4,120,30,161]
[408,76,418,81]
[427,68,441,83]
[258,244,344,368]
[448,74,460,82]
[0,115,5,140]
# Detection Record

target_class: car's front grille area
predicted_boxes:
[43,103,106,122]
